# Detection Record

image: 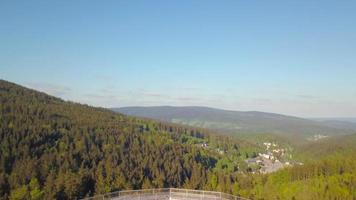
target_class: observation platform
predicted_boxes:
[81,188,250,200]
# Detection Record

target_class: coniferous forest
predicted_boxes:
[1,80,356,200]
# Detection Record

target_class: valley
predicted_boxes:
[2,1,356,199]
[1,80,355,200]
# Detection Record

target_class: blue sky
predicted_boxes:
[1,0,356,117]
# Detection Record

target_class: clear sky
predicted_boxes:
[1,0,356,118]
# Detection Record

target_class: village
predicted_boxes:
[245,142,297,174]
[196,140,303,174]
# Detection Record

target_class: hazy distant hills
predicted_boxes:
[311,118,356,130]
[312,117,356,123]
[114,106,356,137]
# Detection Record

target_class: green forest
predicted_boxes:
[0,80,355,200]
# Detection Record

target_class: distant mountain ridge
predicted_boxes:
[113,106,355,137]
[311,118,356,130]
[312,117,356,123]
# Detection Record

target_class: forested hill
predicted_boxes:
[2,80,356,200]
[114,106,354,137]
[0,80,257,199]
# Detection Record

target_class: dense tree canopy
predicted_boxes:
[0,80,255,199]
[1,80,355,200]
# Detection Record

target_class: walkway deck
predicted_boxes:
[81,188,251,200]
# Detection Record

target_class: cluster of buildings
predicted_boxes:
[245,141,292,173]
[307,134,329,141]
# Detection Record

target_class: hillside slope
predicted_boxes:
[294,133,356,161]
[1,80,356,200]
[0,80,260,200]
[246,133,356,200]
[114,106,353,137]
